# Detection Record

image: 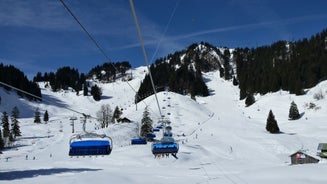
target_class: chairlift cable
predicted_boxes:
[149,0,181,63]
[129,0,163,118]
[0,81,83,116]
[59,0,108,64]
[129,0,179,158]
[58,0,161,118]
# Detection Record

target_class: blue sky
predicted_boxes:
[1,0,327,79]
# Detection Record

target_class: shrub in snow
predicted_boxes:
[313,89,324,100]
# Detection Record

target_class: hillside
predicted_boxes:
[1,67,327,184]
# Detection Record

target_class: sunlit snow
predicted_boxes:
[1,67,327,184]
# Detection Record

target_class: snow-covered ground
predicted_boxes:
[1,67,327,184]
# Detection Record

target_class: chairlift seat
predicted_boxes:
[146,133,156,138]
[131,138,147,145]
[152,141,179,154]
[69,140,111,156]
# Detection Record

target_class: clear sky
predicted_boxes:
[1,0,327,79]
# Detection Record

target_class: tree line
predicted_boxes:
[0,63,41,101]
[234,28,327,100]
[33,61,131,101]
[88,61,132,82]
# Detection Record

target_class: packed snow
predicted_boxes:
[1,67,327,184]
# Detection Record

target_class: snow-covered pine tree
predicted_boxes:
[266,110,280,133]
[140,107,153,138]
[11,106,21,138]
[288,101,300,120]
[43,110,49,123]
[34,108,41,123]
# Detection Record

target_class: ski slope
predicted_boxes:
[1,67,327,184]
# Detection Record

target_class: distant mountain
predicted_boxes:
[138,28,327,101]
[10,28,327,104]
[136,42,233,102]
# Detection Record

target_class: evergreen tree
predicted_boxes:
[223,49,232,80]
[140,107,153,138]
[232,76,239,86]
[112,106,122,122]
[51,66,81,92]
[0,129,4,150]
[245,93,255,107]
[43,110,49,123]
[11,106,21,138]
[2,112,10,138]
[9,130,14,142]
[239,87,247,100]
[219,68,225,78]
[83,82,88,96]
[91,85,102,101]
[34,108,41,123]
[266,110,280,133]
[288,101,300,120]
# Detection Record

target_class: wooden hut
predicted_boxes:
[290,151,319,165]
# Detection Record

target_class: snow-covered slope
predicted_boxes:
[1,67,327,184]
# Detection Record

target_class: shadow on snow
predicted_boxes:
[0,168,102,180]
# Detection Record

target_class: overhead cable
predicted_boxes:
[129,0,163,118]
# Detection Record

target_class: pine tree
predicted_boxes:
[83,82,88,96]
[43,110,49,123]
[245,93,255,107]
[34,108,41,123]
[288,101,300,120]
[2,112,10,138]
[9,131,14,142]
[140,107,153,138]
[0,129,4,150]
[91,85,102,101]
[232,76,239,86]
[223,49,232,80]
[112,106,122,122]
[11,106,21,138]
[266,110,280,133]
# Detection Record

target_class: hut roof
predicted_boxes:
[290,150,319,161]
[117,117,132,123]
